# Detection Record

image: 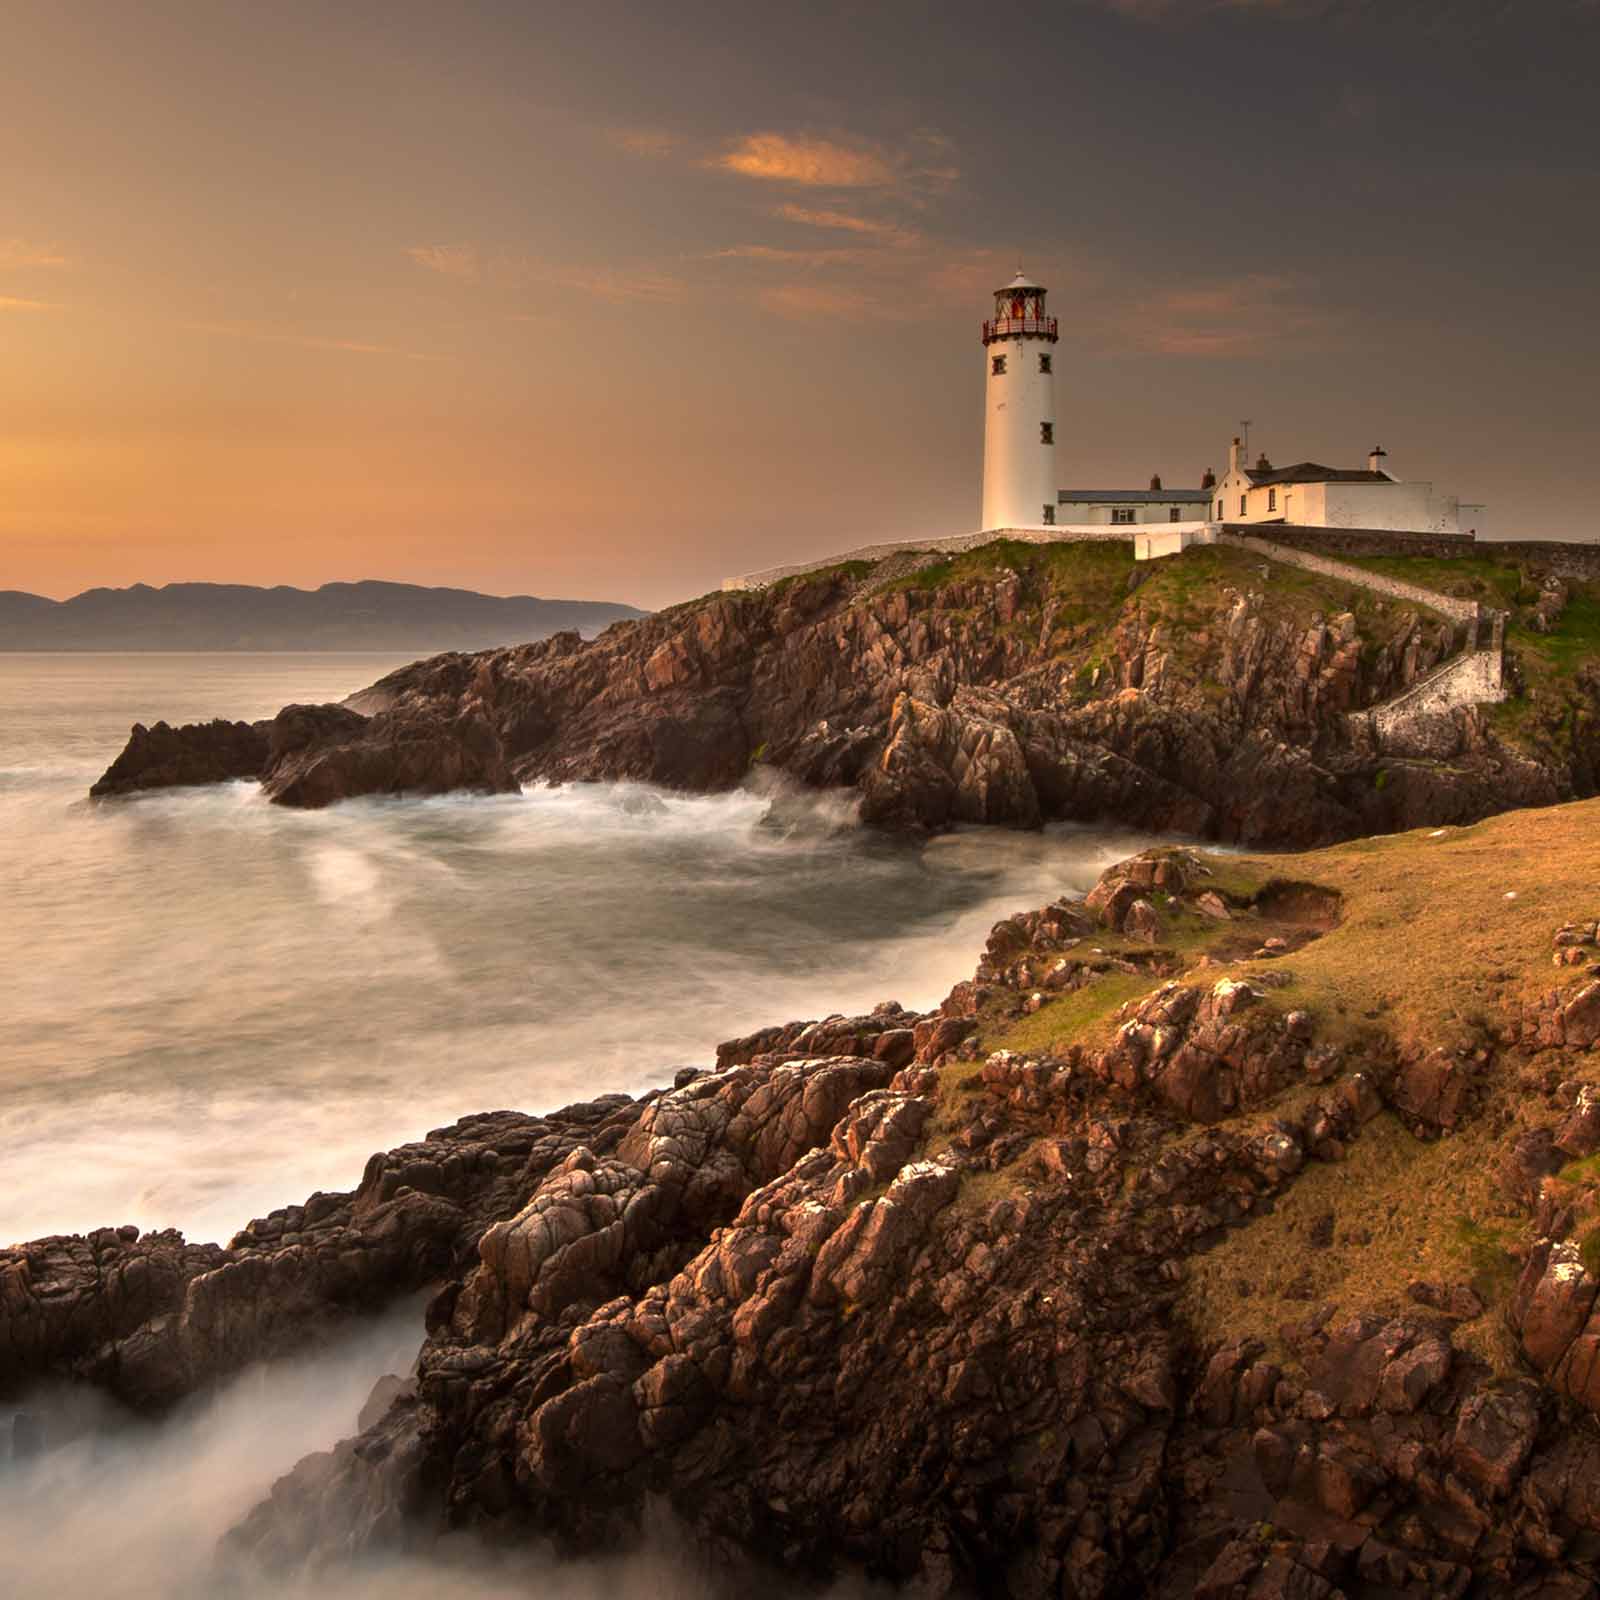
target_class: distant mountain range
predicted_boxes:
[0,580,648,652]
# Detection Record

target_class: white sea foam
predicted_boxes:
[0,653,1159,1250]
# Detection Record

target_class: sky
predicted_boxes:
[3,0,1598,609]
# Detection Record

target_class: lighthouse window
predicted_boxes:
[1240,495,1247,516]
[1039,354,1052,375]
[991,354,1006,376]
[1042,505,1056,525]
[1040,422,1054,445]
[1268,488,1277,512]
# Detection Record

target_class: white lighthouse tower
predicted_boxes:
[981,271,1059,531]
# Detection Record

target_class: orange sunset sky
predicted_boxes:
[4,0,1598,611]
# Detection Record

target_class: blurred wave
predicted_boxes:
[0,654,1157,1247]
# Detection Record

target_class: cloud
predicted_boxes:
[608,127,680,159]
[1111,272,1336,356]
[406,243,686,306]
[772,205,921,247]
[555,267,686,303]
[405,244,481,282]
[713,133,898,188]
[183,320,429,358]
[0,294,60,311]
[757,283,881,320]
[710,244,875,269]
[0,238,71,269]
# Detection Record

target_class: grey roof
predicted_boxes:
[1244,461,1395,487]
[1059,488,1213,504]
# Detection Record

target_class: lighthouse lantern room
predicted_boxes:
[981,272,1059,532]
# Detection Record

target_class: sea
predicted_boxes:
[0,650,1158,1596]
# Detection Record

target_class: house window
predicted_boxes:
[1169,507,1181,523]
[1268,488,1277,512]
[1040,422,1054,444]
[991,354,1006,376]
[1239,495,1247,516]
[1039,354,1052,374]
[1215,499,1222,519]
[1042,505,1056,526]
[1111,508,1136,525]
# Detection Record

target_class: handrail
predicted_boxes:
[982,316,1059,346]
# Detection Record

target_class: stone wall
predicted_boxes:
[1249,525,1478,561]
[1370,648,1507,739]
[1216,532,1481,626]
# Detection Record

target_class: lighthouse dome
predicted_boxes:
[1000,269,1045,293]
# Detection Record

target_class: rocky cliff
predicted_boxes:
[89,540,1600,848]
[11,798,1600,1597]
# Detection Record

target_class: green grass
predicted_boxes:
[985,970,1156,1057]
[1452,1216,1521,1297]
[871,538,1134,599]
[768,559,874,596]
[1343,553,1528,610]
[1559,1152,1600,1186]
[1580,1227,1600,1280]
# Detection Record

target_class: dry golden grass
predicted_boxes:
[942,800,1600,1370]
[1178,1111,1522,1371]
[1221,798,1600,1054]
[1171,797,1600,1369]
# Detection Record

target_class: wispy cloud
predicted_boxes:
[1110,272,1336,356]
[404,243,480,282]
[183,320,429,358]
[405,245,686,305]
[555,266,686,303]
[607,127,680,160]
[712,130,962,200]
[713,133,898,188]
[0,294,60,311]
[758,283,880,320]
[772,204,921,247]
[0,239,71,270]
[710,243,875,269]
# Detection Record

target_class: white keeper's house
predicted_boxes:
[1208,437,1466,536]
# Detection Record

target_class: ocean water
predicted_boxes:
[0,652,1159,1250]
[0,650,1158,1596]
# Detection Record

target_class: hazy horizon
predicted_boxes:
[5,0,1599,610]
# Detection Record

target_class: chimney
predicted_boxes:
[1254,453,1272,472]
[1149,474,1163,492]
[1200,467,1216,491]
[1228,437,1243,477]
[1369,445,1390,476]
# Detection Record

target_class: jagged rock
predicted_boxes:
[87,549,1597,837]
[88,717,268,796]
[19,831,1600,1596]
[260,701,518,806]
[1452,1385,1541,1497]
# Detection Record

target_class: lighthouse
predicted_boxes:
[981,271,1059,531]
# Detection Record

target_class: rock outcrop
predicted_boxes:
[89,541,1600,846]
[15,827,1600,1598]
[88,717,269,796]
